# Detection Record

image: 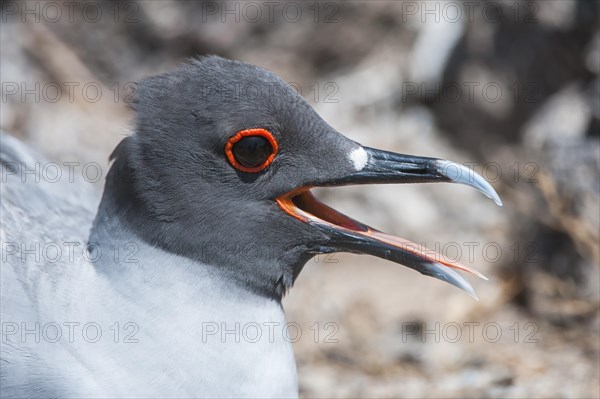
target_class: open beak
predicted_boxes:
[276,146,502,299]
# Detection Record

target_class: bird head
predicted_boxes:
[105,56,501,299]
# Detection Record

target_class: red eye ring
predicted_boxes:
[225,128,279,173]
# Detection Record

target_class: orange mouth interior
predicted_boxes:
[277,189,367,232]
[276,189,487,280]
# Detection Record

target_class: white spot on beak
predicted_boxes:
[349,147,368,171]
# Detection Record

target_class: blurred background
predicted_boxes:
[1,0,599,397]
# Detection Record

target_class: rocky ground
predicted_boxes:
[2,1,598,397]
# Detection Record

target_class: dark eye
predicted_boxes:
[232,136,272,168]
[225,128,279,173]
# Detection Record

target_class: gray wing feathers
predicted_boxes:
[1,132,100,397]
